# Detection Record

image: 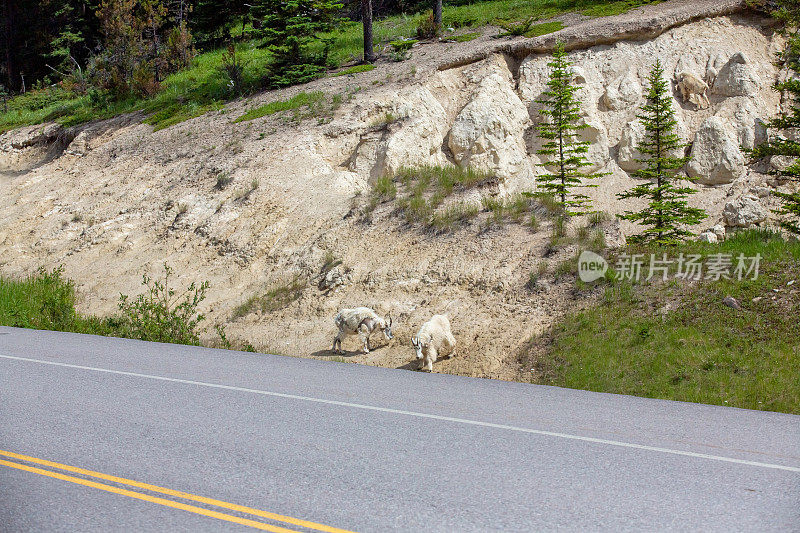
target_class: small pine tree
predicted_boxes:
[750,0,800,234]
[250,0,342,87]
[536,42,605,216]
[617,59,706,245]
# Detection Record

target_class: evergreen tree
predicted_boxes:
[536,42,605,216]
[749,0,800,234]
[617,59,706,245]
[250,0,342,87]
[192,0,247,46]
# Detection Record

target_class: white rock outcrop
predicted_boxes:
[617,120,645,172]
[601,71,641,111]
[686,117,746,185]
[447,72,533,183]
[723,195,769,227]
[698,231,718,243]
[714,98,767,151]
[712,52,761,97]
[381,86,449,176]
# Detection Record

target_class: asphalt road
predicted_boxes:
[1,326,798,532]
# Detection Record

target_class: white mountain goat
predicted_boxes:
[411,314,456,372]
[332,307,393,354]
[676,72,710,109]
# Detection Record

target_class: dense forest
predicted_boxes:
[0,0,443,96]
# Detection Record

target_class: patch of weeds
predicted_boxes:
[529,213,540,231]
[496,17,537,37]
[321,251,343,274]
[536,192,565,217]
[233,275,307,318]
[214,172,233,190]
[334,64,376,76]
[370,112,399,128]
[235,91,325,123]
[527,262,550,290]
[233,179,259,202]
[431,202,480,232]
[213,324,257,352]
[553,253,579,279]
[482,195,506,226]
[389,39,417,61]
[588,211,612,226]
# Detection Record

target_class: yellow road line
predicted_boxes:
[0,449,356,533]
[0,459,301,532]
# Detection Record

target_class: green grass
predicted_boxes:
[367,165,548,232]
[333,64,376,76]
[448,32,481,42]
[235,91,326,122]
[527,229,800,414]
[524,20,564,37]
[0,267,115,334]
[232,276,307,318]
[0,0,657,133]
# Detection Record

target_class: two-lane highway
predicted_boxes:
[1,326,798,531]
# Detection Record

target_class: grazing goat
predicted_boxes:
[332,307,393,354]
[411,314,456,372]
[676,72,710,110]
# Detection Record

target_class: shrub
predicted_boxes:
[416,10,439,39]
[117,263,209,345]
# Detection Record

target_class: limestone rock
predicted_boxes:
[381,86,449,176]
[687,117,746,185]
[711,224,726,240]
[769,155,797,173]
[722,296,742,310]
[714,98,767,151]
[601,71,641,111]
[617,120,645,172]
[723,195,769,227]
[65,131,90,156]
[447,73,533,181]
[698,231,718,243]
[0,122,62,151]
[712,52,761,97]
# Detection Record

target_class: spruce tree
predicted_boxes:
[617,59,706,245]
[750,0,800,234]
[250,0,342,87]
[536,42,605,216]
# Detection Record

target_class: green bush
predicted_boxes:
[117,264,209,345]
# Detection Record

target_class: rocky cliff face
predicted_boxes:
[0,7,794,378]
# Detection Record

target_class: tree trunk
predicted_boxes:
[361,0,375,63]
[433,0,442,30]
[2,0,19,92]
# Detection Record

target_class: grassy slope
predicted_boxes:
[526,230,800,414]
[0,0,649,133]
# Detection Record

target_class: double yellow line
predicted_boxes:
[0,449,355,533]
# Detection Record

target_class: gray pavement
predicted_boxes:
[1,326,798,532]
